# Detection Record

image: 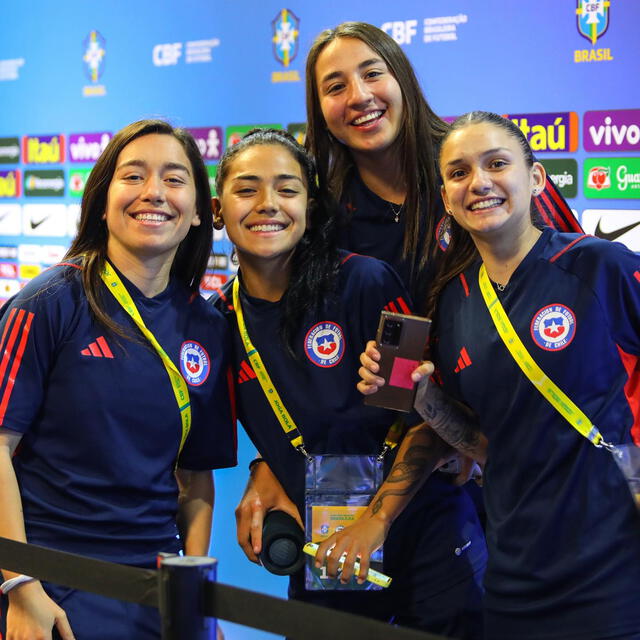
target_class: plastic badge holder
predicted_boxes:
[304,454,384,591]
[612,443,640,509]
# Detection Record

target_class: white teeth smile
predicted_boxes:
[249,224,284,232]
[133,213,171,222]
[352,110,383,126]
[470,198,504,211]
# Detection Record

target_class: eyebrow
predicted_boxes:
[320,57,384,85]
[444,147,510,166]
[232,173,304,183]
[116,159,191,175]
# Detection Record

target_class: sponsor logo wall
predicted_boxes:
[0,1,637,305]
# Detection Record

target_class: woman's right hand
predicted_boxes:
[6,580,75,640]
[357,340,434,395]
[235,461,302,564]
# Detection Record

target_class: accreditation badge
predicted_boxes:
[304,454,383,591]
[612,443,640,510]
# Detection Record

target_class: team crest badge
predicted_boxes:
[435,215,451,251]
[272,9,300,67]
[179,341,211,386]
[304,322,345,368]
[530,304,577,351]
[83,30,106,82]
[576,0,610,45]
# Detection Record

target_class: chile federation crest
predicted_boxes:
[304,322,345,368]
[179,341,211,386]
[530,304,577,351]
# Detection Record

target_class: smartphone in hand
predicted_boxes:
[364,311,431,412]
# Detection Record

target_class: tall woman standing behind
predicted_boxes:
[0,120,236,640]
[305,21,580,307]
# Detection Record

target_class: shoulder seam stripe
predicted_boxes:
[459,273,470,297]
[549,235,590,263]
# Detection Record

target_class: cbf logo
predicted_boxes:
[576,1,610,45]
[304,322,345,368]
[82,31,106,97]
[530,305,577,351]
[179,341,211,386]
[272,9,299,67]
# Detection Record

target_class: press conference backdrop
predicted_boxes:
[1,1,638,638]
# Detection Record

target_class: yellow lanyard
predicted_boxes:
[231,277,402,459]
[101,262,191,458]
[478,264,612,450]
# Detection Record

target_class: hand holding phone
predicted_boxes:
[364,311,431,412]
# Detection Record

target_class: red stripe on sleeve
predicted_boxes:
[226,365,238,451]
[96,336,114,358]
[546,181,583,233]
[0,309,26,395]
[616,345,640,445]
[0,312,34,424]
[533,196,553,227]
[0,308,17,354]
[634,271,640,283]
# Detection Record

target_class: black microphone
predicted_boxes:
[259,510,305,575]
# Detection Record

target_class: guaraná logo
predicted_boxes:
[587,166,611,190]
[585,158,640,199]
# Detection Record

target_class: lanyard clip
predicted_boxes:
[296,445,313,462]
[377,444,391,462]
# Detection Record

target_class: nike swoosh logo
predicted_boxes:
[30,217,49,230]
[594,218,640,242]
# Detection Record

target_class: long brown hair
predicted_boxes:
[305,22,448,287]
[65,119,212,338]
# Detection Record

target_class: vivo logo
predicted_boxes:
[584,110,640,152]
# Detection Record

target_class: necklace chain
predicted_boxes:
[389,202,403,223]
[495,282,506,292]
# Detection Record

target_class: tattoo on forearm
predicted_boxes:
[421,391,481,455]
[370,439,435,516]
